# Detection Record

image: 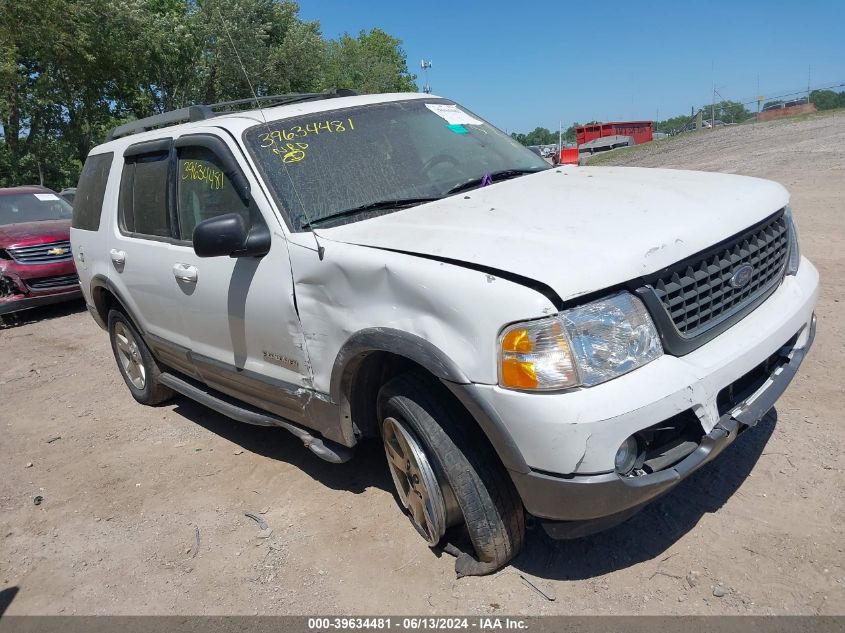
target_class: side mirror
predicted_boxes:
[193,213,270,258]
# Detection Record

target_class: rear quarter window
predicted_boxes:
[72,152,114,231]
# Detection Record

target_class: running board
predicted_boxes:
[158,372,354,464]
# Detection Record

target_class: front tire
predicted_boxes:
[378,371,525,576]
[108,309,173,405]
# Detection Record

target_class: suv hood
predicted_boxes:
[320,166,789,303]
[0,220,71,248]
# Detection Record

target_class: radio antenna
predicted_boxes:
[215,7,326,259]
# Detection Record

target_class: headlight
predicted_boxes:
[499,292,663,390]
[784,206,800,275]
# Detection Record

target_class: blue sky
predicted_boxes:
[298,0,844,133]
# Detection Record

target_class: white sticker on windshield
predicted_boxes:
[34,193,60,201]
[425,103,482,126]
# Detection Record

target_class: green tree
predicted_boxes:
[524,127,554,145]
[0,0,131,185]
[0,0,417,190]
[510,125,576,146]
[119,0,329,113]
[655,114,696,134]
[120,0,203,115]
[704,100,751,124]
[810,89,841,111]
[322,28,416,93]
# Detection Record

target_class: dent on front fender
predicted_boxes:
[287,237,557,395]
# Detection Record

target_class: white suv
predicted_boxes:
[70,91,818,576]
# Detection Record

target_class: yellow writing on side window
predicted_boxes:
[182,161,224,190]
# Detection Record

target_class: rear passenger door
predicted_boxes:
[108,138,193,369]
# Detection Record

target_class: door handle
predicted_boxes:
[172,263,198,283]
[109,249,126,267]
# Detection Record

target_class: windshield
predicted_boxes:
[0,192,73,226]
[244,99,549,230]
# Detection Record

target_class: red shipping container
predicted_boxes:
[576,121,653,146]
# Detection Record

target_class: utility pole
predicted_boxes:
[807,64,812,101]
[710,61,715,130]
[711,84,716,130]
[558,120,562,152]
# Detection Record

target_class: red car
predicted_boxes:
[0,186,82,317]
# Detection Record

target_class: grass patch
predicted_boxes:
[768,106,845,125]
[586,107,845,167]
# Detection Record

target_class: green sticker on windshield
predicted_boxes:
[447,124,468,134]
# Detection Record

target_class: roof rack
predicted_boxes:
[106,88,358,141]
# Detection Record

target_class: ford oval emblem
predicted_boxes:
[729,264,754,289]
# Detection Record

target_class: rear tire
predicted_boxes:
[108,309,173,405]
[378,370,525,576]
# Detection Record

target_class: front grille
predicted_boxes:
[650,212,789,337]
[7,240,72,264]
[26,274,79,290]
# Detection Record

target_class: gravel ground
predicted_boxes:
[1,111,844,615]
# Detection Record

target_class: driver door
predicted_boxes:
[169,128,312,423]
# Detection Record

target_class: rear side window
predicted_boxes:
[176,147,251,241]
[118,153,171,238]
[72,152,113,231]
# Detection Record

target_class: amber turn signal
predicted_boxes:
[499,318,578,390]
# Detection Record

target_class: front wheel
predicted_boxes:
[378,371,525,576]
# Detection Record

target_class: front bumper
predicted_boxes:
[447,258,818,532]
[515,314,815,537]
[0,286,82,315]
[1,259,81,316]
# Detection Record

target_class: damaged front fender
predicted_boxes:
[286,233,557,445]
[289,235,556,390]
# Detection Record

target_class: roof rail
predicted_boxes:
[106,88,358,141]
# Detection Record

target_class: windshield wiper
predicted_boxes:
[301,197,441,229]
[444,168,548,195]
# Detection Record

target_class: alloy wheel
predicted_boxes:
[114,321,146,390]
[382,416,448,546]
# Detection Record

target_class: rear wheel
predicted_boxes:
[108,309,173,405]
[378,371,525,576]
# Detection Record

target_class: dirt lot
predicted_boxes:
[2,111,844,616]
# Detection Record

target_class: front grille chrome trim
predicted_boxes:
[7,240,73,264]
[637,209,789,356]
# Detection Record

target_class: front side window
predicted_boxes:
[118,153,170,238]
[243,99,549,231]
[176,147,251,241]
